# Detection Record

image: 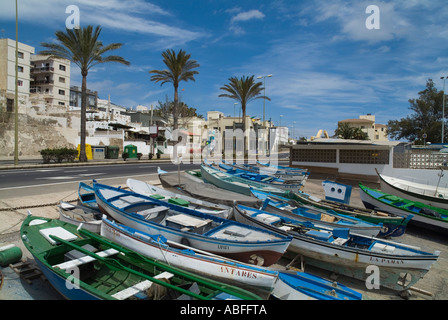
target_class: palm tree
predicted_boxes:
[219,75,270,152]
[149,49,199,131]
[40,25,130,162]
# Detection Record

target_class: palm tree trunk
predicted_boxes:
[79,72,88,162]
[173,86,179,130]
[242,104,246,156]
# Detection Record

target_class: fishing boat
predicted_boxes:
[204,161,303,193]
[77,182,98,209]
[101,216,362,300]
[58,201,102,233]
[359,183,448,234]
[127,178,233,219]
[200,164,291,197]
[280,189,411,237]
[376,168,448,210]
[233,204,440,292]
[20,213,263,300]
[222,160,309,184]
[250,189,383,238]
[158,168,262,208]
[93,181,291,266]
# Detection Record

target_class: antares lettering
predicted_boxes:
[220,266,258,279]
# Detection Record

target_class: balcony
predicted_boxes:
[31,79,54,85]
[31,66,54,73]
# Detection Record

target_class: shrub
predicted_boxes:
[40,148,78,163]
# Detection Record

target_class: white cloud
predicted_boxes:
[231,10,265,23]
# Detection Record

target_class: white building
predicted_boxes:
[0,38,35,113]
[30,54,71,109]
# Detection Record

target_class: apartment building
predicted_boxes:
[30,54,71,108]
[338,114,388,141]
[0,38,35,113]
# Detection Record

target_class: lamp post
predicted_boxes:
[442,76,447,144]
[257,74,272,124]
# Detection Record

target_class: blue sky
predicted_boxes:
[1,0,447,139]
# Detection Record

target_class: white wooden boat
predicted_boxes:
[233,204,440,292]
[58,201,102,233]
[376,168,448,210]
[93,181,291,266]
[127,178,233,219]
[101,216,362,300]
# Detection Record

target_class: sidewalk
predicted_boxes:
[0,152,290,170]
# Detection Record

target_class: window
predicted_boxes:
[59,77,65,83]
[59,65,66,71]
[18,51,24,59]
[18,80,23,86]
[6,99,14,112]
[58,102,65,106]
[17,66,23,72]
[59,89,65,95]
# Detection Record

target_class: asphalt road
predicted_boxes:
[0,162,200,198]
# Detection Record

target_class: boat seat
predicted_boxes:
[166,214,212,233]
[111,271,174,300]
[254,213,281,225]
[332,237,348,246]
[369,242,395,253]
[137,206,169,220]
[53,248,119,270]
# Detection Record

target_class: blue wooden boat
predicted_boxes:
[200,163,294,196]
[222,160,309,183]
[102,216,362,300]
[77,182,98,209]
[204,160,303,193]
[280,189,412,238]
[250,189,383,237]
[93,181,291,266]
[233,204,440,292]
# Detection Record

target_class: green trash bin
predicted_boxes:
[124,144,138,158]
[106,145,119,159]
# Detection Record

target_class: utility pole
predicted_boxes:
[14,0,19,165]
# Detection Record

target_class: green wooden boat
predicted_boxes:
[359,183,448,234]
[20,214,263,300]
[278,189,411,237]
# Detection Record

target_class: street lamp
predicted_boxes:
[442,76,447,144]
[257,74,272,124]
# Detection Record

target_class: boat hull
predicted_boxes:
[377,170,448,210]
